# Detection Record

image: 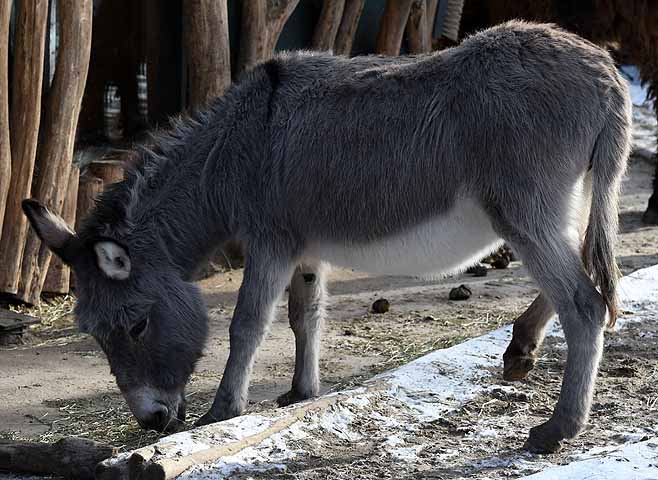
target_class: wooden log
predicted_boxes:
[0,437,117,480]
[238,0,300,73]
[0,0,11,239]
[0,0,49,295]
[183,0,231,108]
[42,166,80,294]
[407,0,431,53]
[312,0,345,51]
[17,0,93,305]
[333,0,365,56]
[427,0,439,35]
[88,159,125,187]
[375,0,415,55]
[76,172,104,230]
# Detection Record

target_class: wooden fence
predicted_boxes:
[0,0,462,306]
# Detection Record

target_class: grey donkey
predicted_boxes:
[23,21,630,453]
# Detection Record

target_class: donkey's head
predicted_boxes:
[22,199,209,432]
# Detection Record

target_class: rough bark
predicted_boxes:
[88,159,125,186]
[333,0,365,56]
[238,0,300,73]
[312,0,345,51]
[17,0,93,305]
[407,0,431,53]
[376,0,415,55]
[75,172,104,230]
[0,438,116,480]
[0,0,49,295]
[183,0,231,108]
[0,0,11,239]
[427,0,439,35]
[42,167,79,294]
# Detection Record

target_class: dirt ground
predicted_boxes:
[0,153,657,465]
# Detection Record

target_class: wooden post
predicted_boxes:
[407,0,431,53]
[0,0,11,238]
[42,166,80,295]
[17,0,93,305]
[333,0,365,56]
[376,0,415,55]
[238,0,300,73]
[0,0,49,295]
[183,0,231,108]
[312,0,345,51]
[75,172,104,230]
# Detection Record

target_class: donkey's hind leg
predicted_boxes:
[503,293,554,381]
[495,220,606,453]
[278,262,327,407]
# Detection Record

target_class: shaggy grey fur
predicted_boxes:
[23,21,630,453]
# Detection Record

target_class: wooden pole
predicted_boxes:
[0,0,49,295]
[183,0,231,108]
[238,0,300,73]
[312,0,346,51]
[375,0,415,55]
[333,0,365,56]
[17,0,93,305]
[0,437,116,480]
[42,166,80,294]
[75,172,104,230]
[407,0,431,53]
[0,0,11,239]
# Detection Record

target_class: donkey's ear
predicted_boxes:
[94,241,131,280]
[22,199,79,264]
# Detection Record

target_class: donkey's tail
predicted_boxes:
[582,83,632,327]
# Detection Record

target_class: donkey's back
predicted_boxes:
[253,21,629,278]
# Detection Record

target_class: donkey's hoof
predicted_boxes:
[642,207,658,225]
[503,354,536,381]
[276,389,315,407]
[194,406,241,427]
[524,422,564,454]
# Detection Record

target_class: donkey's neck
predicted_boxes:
[119,110,230,278]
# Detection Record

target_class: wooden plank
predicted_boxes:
[0,309,39,332]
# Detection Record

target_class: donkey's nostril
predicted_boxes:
[144,404,169,431]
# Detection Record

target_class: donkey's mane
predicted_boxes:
[81,105,220,243]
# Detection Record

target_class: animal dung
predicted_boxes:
[371,298,390,314]
[449,285,472,301]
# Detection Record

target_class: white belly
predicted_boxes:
[306,198,503,277]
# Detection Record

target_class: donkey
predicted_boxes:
[23,21,630,453]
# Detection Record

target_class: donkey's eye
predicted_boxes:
[129,317,149,340]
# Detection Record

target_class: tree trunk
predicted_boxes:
[0,0,11,239]
[42,167,79,295]
[0,0,49,295]
[17,0,93,305]
[407,0,431,53]
[183,0,231,108]
[333,0,365,56]
[238,0,300,73]
[376,0,415,55]
[312,0,345,51]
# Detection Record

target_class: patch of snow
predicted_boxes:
[519,438,658,480]
[317,405,362,441]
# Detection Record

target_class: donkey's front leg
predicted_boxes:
[196,251,295,426]
[277,262,327,407]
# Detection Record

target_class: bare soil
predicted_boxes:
[0,155,657,468]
